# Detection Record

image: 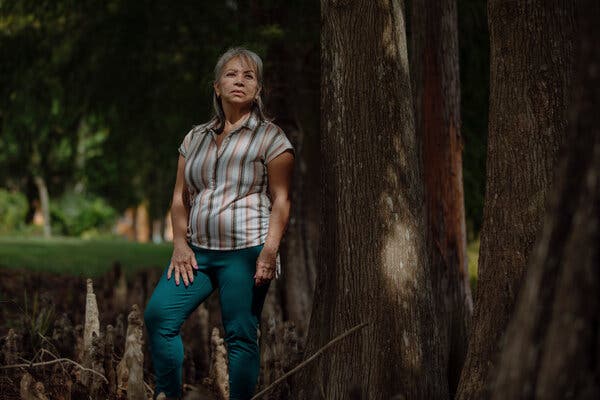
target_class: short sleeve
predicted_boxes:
[178,128,194,158]
[265,128,295,164]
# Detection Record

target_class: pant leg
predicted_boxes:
[216,244,271,400]
[144,260,216,399]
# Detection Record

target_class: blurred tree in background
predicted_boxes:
[0,0,486,240]
[457,0,488,239]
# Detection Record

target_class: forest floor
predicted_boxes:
[0,263,188,399]
[0,236,480,398]
[0,236,170,399]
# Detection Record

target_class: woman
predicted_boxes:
[144,47,295,400]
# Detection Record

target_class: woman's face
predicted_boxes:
[214,57,260,109]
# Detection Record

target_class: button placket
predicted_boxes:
[217,136,231,158]
[211,135,227,189]
[210,126,242,189]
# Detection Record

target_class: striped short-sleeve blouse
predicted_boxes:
[178,108,294,279]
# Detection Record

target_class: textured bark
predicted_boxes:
[209,327,229,400]
[410,0,472,397]
[82,279,100,388]
[105,324,117,398]
[455,1,577,399]
[490,2,599,398]
[116,305,145,400]
[83,279,100,349]
[258,319,303,399]
[197,303,211,376]
[291,1,444,398]
[20,372,49,400]
[88,331,107,399]
[2,329,20,366]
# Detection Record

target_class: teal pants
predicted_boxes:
[144,243,271,400]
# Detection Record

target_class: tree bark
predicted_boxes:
[490,1,599,398]
[410,0,472,396]
[455,1,577,398]
[291,1,444,398]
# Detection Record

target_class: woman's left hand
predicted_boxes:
[255,246,277,286]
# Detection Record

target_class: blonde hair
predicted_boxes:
[209,47,271,132]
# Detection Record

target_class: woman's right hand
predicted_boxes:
[167,243,198,287]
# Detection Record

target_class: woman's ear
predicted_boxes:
[213,82,220,97]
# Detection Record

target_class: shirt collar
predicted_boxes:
[206,108,260,134]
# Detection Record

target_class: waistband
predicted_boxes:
[188,242,264,254]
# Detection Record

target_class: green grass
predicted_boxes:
[0,236,173,277]
[0,234,481,285]
[467,237,480,294]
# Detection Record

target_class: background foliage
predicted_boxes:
[0,0,487,238]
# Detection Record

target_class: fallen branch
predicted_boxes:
[251,321,370,400]
[40,348,69,377]
[0,356,109,384]
[144,380,155,396]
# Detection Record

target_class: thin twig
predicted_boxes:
[250,321,369,400]
[16,355,31,364]
[40,348,59,360]
[30,348,43,364]
[143,368,156,396]
[145,380,155,396]
[40,348,69,376]
[38,331,59,354]
[0,356,109,384]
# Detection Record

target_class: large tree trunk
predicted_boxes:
[490,2,599,398]
[455,1,577,399]
[291,1,444,398]
[410,0,472,397]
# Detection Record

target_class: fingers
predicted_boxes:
[187,265,194,283]
[174,265,181,286]
[170,262,196,287]
[180,253,198,286]
[254,261,274,286]
[185,264,194,285]
[180,265,189,286]
[254,268,264,286]
[169,247,198,287]
[176,263,191,287]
